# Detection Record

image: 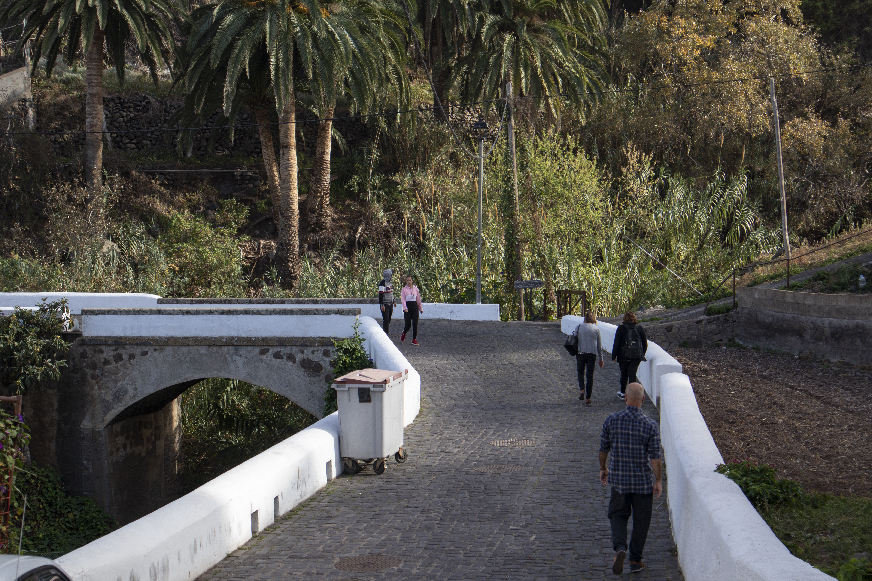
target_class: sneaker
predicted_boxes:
[612,550,627,574]
[579,394,584,400]
[401,333,406,342]
[411,339,420,346]
[585,399,592,406]
[630,561,646,574]
[617,391,625,400]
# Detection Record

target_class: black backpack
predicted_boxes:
[622,325,643,360]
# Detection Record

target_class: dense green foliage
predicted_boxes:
[716,460,804,509]
[10,464,117,557]
[180,378,317,491]
[0,300,70,394]
[717,460,872,576]
[324,320,373,415]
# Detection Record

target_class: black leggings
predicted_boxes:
[619,358,641,394]
[576,353,596,399]
[403,309,419,340]
[381,304,393,333]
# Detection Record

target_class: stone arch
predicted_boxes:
[78,341,335,430]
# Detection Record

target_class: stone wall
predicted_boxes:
[643,313,739,351]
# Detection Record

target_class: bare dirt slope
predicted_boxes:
[672,345,872,498]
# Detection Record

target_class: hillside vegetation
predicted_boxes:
[0,0,868,318]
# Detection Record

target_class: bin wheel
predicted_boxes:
[373,458,386,474]
[395,448,408,463]
[343,458,362,475]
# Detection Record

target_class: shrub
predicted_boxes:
[705,302,735,316]
[0,300,71,394]
[324,320,373,416]
[838,558,872,581]
[715,460,804,510]
[10,464,117,556]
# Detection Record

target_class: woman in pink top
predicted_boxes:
[400,274,423,345]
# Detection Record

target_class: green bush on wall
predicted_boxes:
[324,320,373,416]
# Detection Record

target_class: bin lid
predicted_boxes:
[333,368,405,384]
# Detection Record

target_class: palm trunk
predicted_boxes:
[254,107,281,212]
[85,29,105,190]
[307,103,334,235]
[277,97,300,289]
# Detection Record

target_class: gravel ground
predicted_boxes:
[672,345,872,497]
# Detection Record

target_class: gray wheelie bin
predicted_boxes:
[333,368,408,475]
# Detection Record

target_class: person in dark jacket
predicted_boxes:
[612,312,648,400]
[378,269,395,334]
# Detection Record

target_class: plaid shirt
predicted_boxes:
[599,406,662,494]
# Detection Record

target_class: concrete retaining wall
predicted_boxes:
[56,316,420,581]
[735,287,872,361]
[560,316,834,581]
[1,292,160,314]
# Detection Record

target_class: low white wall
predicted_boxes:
[57,414,342,581]
[2,294,500,321]
[81,309,359,338]
[57,317,422,581]
[659,373,832,581]
[0,292,160,314]
[560,317,833,581]
[358,316,421,427]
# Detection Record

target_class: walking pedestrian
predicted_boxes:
[599,382,663,575]
[575,312,604,405]
[400,274,423,346]
[378,269,396,334]
[612,312,648,400]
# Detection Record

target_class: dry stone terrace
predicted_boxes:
[198,320,682,580]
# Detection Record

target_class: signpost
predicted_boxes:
[514,280,544,321]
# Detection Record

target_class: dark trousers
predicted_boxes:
[576,353,596,399]
[402,309,419,340]
[608,488,653,563]
[381,304,393,333]
[619,358,641,394]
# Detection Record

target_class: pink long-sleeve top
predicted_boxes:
[400,285,422,312]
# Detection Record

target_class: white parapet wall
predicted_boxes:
[358,316,421,427]
[560,315,834,581]
[57,314,420,581]
[80,308,361,338]
[0,292,160,314]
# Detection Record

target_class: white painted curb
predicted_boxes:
[561,316,834,581]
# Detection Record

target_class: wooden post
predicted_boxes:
[23,19,34,131]
[732,269,736,308]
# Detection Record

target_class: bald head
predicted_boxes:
[626,383,645,406]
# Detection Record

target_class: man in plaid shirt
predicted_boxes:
[599,382,663,575]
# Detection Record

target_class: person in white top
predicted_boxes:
[400,274,423,345]
[576,311,604,405]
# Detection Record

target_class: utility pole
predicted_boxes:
[23,19,34,131]
[506,80,523,320]
[770,78,791,266]
[472,119,488,304]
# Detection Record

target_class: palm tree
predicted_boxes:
[305,0,410,237]
[1,0,179,190]
[177,0,325,288]
[451,0,606,113]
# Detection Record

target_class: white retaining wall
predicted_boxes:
[80,308,360,338]
[0,293,500,320]
[561,316,833,581]
[56,316,420,581]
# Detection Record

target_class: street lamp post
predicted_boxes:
[471,118,489,304]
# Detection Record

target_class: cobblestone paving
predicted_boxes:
[199,321,684,580]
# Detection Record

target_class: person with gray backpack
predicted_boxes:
[611,312,648,400]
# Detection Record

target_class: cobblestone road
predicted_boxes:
[199,321,683,580]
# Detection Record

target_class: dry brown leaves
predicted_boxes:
[672,346,872,498]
